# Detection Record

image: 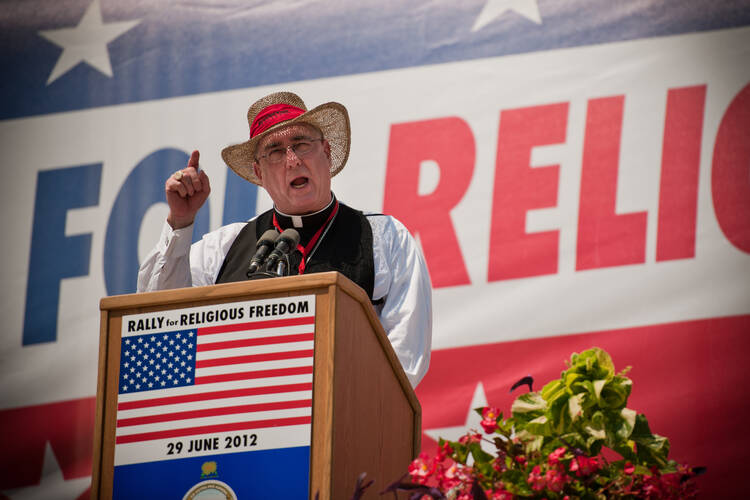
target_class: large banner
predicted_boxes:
[1,0,749,497]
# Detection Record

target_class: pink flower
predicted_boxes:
[481,407,501,433]
[547,447,567,466]
[527,465,547,491]
[489,488,514,499]
[457,489,474,500]
[438,462,462,490]
[624,461,635,475]
[545,468,567,492]
[437,442,453,460]
[408,453,434,485]
[459,432,482,445]
[569,455,600,477]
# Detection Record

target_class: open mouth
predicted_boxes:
[290,176,309,188]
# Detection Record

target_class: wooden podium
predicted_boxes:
[91,272,420,499]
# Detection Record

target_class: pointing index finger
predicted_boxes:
[188,150,200,171]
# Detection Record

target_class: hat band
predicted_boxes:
[250,103,305,138]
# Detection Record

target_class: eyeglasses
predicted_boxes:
[256,138,324,165]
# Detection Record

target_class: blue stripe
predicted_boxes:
[112,446,310,499]
[1,0,749,119]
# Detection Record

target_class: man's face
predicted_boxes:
[252,123,333,215]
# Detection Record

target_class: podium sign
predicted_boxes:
[111,295,316,498]
[93,273,421,500]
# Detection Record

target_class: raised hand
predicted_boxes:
[166,150,211,229]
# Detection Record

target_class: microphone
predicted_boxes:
[246,229,280,277]
[264,228,301,274]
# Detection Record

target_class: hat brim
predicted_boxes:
[221,101,350,186]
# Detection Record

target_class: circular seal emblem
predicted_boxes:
[182,479,237,500]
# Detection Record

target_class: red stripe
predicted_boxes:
[199,316,314,335]
[117,383,312,411]
[195,366,313,384]
[196,349,314,368]
[115,416,312,444]
[117,399,312,427]
[197,332,314,352]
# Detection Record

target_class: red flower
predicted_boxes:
[547,447,566,466]
[438,462,462,490]
[489,488,514,499]
[545,468,567,492]
[481,407,501,433]
[515,455,527,465]
[437,441,453,461]
[624,461,635,475]
[527,465,546,491]
[459,432,482,444]
[408,453,434,485]
[457,488,474,500]
[569,455,600,477]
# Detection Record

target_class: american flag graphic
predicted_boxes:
[114,311,316,464]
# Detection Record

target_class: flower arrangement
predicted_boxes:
[386,347,702,499]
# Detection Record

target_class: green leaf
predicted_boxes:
[525,415,551,437]
[584,410,606,442]
[612,441,637,462]
[448,440,470,464]
[541,379,565,402]
[618,408,636,439]
[548,393,569,433]
[569,347,616,381]
[511,392,547,427]
[630,414,671,466]
[469,441,494,465]
[599,378,632,409]
[593,379,606,400]
[568,393,584,422]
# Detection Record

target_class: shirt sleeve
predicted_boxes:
[369,215,433,388]
[137,221,246,292]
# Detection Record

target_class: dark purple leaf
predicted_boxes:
[471,480,488,499]
[510,375,533,393]
[350,472,375,500]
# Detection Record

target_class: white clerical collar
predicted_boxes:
[274,194,335,229]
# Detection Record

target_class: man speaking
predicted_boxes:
[138,91,432,387]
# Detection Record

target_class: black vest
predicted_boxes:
[215,203,375,299]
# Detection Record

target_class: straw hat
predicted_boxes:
[221,91,351,186]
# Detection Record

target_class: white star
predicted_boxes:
[472,0,542,32]
[38,0,140,84]
[3,442,90,500]
[423,382,496,455]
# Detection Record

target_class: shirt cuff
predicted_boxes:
[159,221,194,258]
